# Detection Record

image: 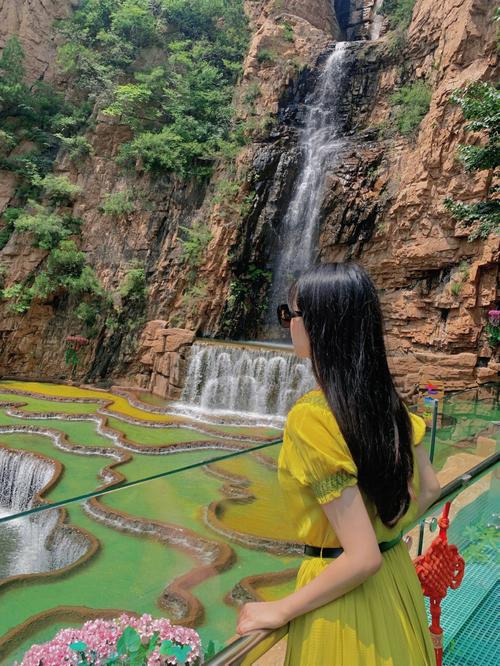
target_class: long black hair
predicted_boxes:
[290,262,413,526]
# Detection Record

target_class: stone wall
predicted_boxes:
[133,323,195,400]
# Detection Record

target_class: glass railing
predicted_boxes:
[0,382,498,665]
[206,453,499,665]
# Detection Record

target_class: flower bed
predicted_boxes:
[17,614,203,665]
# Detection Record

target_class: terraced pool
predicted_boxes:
[0,381,497,664]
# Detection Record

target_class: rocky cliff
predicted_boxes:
[0,0,497,397]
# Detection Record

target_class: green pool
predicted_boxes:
[0,381,497,664]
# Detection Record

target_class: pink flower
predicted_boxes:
[17,614,203,666]
[488,310,500,325]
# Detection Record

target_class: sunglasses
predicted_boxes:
[277,303,303,329]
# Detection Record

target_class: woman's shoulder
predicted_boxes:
[289,388,332,417]
[285,389,345,448]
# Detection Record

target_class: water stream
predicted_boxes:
[265,41,352,332]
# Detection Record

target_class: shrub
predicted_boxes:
[282,22,294,42]
[381,0,416,31]
[0,207,22,249]
[178,222,212,266]
[0,129,16,158]
[257,48,276,64]
[57,135,93,161]
[37,174,82,205]
[100,190,135,216]
[14,204,75,250]
[46,240,86,279]
[244,82,261,105]
[445,80,499,240]
[390,81,432,135]
[75,301,100,331]
[182,280,208,312]
[2,283,33,314]
[58,1,249,180]
[119,266,147,305]
[450,281,462,297]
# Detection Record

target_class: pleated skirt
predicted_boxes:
[284,542,436,665]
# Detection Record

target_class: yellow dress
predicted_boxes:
[278,390,436,666]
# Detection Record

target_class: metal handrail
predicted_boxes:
[207,450,499,665]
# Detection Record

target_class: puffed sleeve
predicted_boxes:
[286,402,358,505]
[409,412,426,446]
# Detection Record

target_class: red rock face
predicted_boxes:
[0,0,73,81]
[344,0,499,394]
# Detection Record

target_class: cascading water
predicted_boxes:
[173,343,315,425]
[370,0,385,40]
[266,42,352,334]
[0,449,87,579]
[0,448,54,514]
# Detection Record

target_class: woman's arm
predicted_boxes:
[237,485,382,634]
[414,443,441,516]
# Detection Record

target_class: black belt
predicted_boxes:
[304,533,402,558]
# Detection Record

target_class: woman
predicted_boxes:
[237,262,440,665]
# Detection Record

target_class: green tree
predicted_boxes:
[445,81,499,240]
[0,36,27,113]
[58,0,249,179]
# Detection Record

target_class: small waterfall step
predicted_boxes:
[173,341,315,425]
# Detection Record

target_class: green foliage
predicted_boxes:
[381,0,416,31]
[257,48,276,64]
[58,0,250,179]
[449,82,500,171]
[75,301,100,331]
[2,240,104,316]
[282,22,294,42]
[244,82,261,105]
[2,283,33,314]
[0,129,16,158]
[450,281,463,297]
[109,50,237,178]
[445,80,500,240]
[100,190,135,216]
[57,135,93,161]
[0,36,27,113]
[13,203,80,250]
[182,280,207,306]
[0,207,21,250]
[37,174,82,205]
[119,265,147,306]
[213,178,241,204]
[221,263,273,336]
[0,37,82,204]
[485,321,500,347]
[390,81,432,134]
[178,222,212,266]
[444,199,499,240]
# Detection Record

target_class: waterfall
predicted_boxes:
[370,0,385,40]
[266,42,351,332]
[173,343,315,425]
[0,448,54,514]
[0,449,88,580]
